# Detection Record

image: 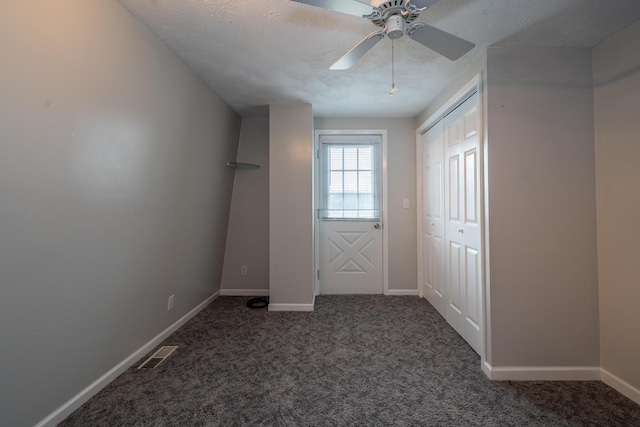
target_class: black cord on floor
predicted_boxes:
[246,296,269,309]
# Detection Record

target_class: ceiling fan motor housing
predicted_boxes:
[386,15,405,39]
[371,0,421,28]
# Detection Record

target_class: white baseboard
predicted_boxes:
[601,369,640,405]
[35,291,220,427]
[268,303,314,312]
[482,362,601,381]
[483,363,640,404]
[387,289,419,296]
[219,288,269,296]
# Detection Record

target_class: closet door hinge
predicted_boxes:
[317,270,320,280]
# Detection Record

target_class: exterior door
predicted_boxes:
[421,121,446,315]
[444,92,482,354]
[318,133,383,295]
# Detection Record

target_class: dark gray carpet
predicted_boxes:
[60,295,640,426]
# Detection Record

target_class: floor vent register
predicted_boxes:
[138,346,178,369]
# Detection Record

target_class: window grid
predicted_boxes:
[326,144,378,219]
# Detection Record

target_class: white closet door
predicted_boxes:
[444,93,482,354]
[421,122,446,316]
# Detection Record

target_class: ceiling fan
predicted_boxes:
[292,0,476,70]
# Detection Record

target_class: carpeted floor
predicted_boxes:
[60,295,640,426]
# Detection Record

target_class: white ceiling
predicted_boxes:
[117,0,640,118]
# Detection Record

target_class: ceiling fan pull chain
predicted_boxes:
[389,39,398,97]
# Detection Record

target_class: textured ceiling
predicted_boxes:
[117,0,640,118]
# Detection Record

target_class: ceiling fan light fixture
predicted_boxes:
[386,15,405,39]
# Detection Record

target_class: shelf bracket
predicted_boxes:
[226,161,260,170]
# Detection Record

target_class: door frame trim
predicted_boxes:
[314,129,389,296]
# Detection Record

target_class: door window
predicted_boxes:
[320,135,381,220]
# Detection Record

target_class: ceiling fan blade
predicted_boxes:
[330,31,385,70]
[408,23,475,60]
[290,0,375,17]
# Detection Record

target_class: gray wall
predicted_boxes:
[594,20,640,393]
[485,47,599,367]
[314,118,417,292]
[221,118,270,294]
[0,1,240,426]
[269,104,315,307]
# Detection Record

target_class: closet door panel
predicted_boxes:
[444,93,482,355]
[420,90,482,356]
[421,124,445,315]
